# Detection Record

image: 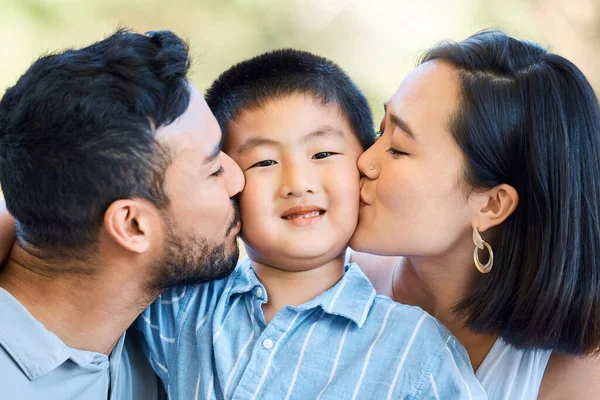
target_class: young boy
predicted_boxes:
[138,50,487,399]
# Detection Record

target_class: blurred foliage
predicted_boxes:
[0,0,598,126]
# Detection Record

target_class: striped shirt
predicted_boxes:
[136,257,487,399]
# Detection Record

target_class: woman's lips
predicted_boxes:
[359,193,372,206]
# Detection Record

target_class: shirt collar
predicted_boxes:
[0,287,117,380]
[227,259,263,298]
[229,258,377,328]
[305,263,377,327]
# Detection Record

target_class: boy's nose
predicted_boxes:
[279,164,317,197]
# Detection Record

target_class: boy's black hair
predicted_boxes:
[0,29,191,253]
[205,49,375,150]
[422,30,600,355]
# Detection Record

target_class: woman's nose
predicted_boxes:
[357,146,380,179]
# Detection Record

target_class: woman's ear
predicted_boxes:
[471,184,519,233]
[103,199,158,254]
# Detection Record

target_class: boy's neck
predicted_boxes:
[250,255,345,323]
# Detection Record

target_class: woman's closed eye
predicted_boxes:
[312,151,338,160]
[387,148,410,158]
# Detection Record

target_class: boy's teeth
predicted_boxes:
[286,211,322,219]
[299,211,320,218]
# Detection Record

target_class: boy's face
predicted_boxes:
[225,93,364,271]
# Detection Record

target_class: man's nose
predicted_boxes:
[222,152,245,197]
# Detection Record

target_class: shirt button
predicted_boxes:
[256,287,263,298]
[262,339,274,349]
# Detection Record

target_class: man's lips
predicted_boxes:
[281,204,326,219]
[359,193,372,206]
[226,200,241,235]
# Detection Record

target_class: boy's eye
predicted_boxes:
[312,152,336,160]
[211,166,224,177]
[387,148,409,158]
[250,160,276,168]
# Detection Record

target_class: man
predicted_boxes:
[0,29,244,399]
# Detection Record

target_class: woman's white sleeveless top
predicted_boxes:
[476,338,552,400]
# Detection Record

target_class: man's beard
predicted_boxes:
[149,207,240,292]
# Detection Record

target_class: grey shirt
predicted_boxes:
[0,287,163,400]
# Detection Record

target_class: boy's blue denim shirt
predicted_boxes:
[136,257,487,399]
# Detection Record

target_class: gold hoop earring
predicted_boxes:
[473,228,493,273]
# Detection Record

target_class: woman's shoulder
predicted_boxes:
[475,338,550,399]
[538,352,600,399]
[479,341,600,400]
[349,249,400,298]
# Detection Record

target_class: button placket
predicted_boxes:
[232,308,300,400]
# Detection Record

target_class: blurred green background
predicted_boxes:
[1,0,599,125]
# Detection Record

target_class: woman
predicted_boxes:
[351,30,600,399]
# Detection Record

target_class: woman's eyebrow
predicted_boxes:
[384,102,418,142]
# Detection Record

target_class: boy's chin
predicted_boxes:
[248,244,349,272]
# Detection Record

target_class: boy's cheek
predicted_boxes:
[238,179,269,215]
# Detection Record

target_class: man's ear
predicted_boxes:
[470,184,519,233]
[103,199,159,254]
[0,200,17,265]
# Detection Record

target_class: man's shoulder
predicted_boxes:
[0,343,32,385]
[0,344,53,400]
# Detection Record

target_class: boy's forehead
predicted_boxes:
[231,125,349,156]
[225,94,352,151]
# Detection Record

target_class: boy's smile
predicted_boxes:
[281,204,326,227]
[224,93,364,271]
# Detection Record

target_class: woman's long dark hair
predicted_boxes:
[422,30,600,355]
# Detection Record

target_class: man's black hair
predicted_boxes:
[0,28,191,253]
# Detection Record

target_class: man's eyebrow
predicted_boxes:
[237,137,281,154]
[301,126,345,143]
[203,144,221,164]
[384,103,418,141]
